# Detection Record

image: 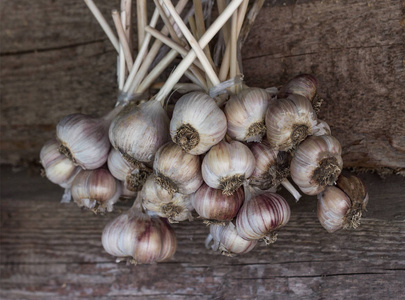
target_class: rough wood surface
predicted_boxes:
[1,166,404,299]
[1,0,404,171]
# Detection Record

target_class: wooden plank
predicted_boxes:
[1,166,404,299]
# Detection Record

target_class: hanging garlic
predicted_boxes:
[278,74,318,103]
[57,105,122,170]
[141,175,193,223]
[266,94,318,151]
[224,87,271,142]
[290,135,343,195]
[313,119,331,136]
[202,140,256,195]
[192,184,244,224]
[109,100,170,164]
[170,92,227,155]
[102,199,177,264]
[318,175,369,233]
[40,139,81,188]
[236,191,291,244]
[205,222,257,256]
[71,168,121,213]
[153,142,203,195]
[107,148,151,192]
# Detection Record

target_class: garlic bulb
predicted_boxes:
[170,92,227,155]
[206,222,257,256]
[71,168,121,213]
[102,205,177,264]
[291,135,343,195]
[141,175,193,223]
[224,87,271,142]
[40,139,81,188]
[266,94,318,151]
[192,184,244,223]
[119,181,137,200]
[109,100,170,164]
[313,119,331,136]
[318,175,368,233]
[108,148,151,192]
[153,142,203,195]
[202,140,256,195]
[57,106,121,170]
[278,74,318,103]
[236,192,291,244]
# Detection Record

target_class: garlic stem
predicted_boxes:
[83,0,119,52]
[219,42,231,81]
[112,10,133,71]
[118,41,125,90]
[161,0,220,87]
[121,0,133,51]
[281,178,302,202]
[153,0,183,44]
[155,0,244,102]
[136,0,147,50]
[240,0,265,44]
[216,0,230,42]
[230,12,238,81]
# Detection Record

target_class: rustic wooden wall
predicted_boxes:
[1,0,404,171]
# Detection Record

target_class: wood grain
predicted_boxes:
[1,166,404,299]
[1,0,404,171]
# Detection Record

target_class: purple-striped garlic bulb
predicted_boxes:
[278,74,318,103]
[170,92,227,155]
[291,135,343,195]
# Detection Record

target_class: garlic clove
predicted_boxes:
[224,87,271,142]
[170,92,227,155]
[157,218,178,262]
[278,74,318,103]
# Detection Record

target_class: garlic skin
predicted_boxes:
[224,88,271,142]
[266,94,318,151]
[153,142,203,195]
[170,92,227,155]
[206,222,257,256]
[236,192,290,244]
[40,139,81,188]
[192,184,244,223]
[202,140,256,195]
[108,148,151,192]
[278,74,318,103]
[119,181,137,200]
[141,175,193,223]
[109,100,170,164]
[318,175,369,233]
[71,168,121,213]
[291,135,343,195]
[313,119,331,136]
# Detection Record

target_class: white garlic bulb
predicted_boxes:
[153,142,203,195]
[192,184,244,223]
[40,139,81,188]
[107,148,151,192]
[202,140,256,195]
[236,192,291,244]
[141,175,193,223]
[224,88,271,142]
[71,168,121,213]
[278,74,318,103]
[318,175,368,233]
[57,106,122,170]
[170,92,227,155]
[266,94,318,151]
[206,222,257,256]
[109,100,170,164]
[291,135,343,195]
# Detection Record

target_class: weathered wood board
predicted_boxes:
[1,0,405,171]
[1,166,404,299]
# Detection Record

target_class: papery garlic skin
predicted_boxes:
[313,119,331,136]
[192,184,244,223]
[40,139,81,188]
[71,168,121,213]
[170,92,227,155]
[236,192,290,243]
[291,135,343,195]
[153,142,203,195]
[278,74,318,103]
[207,222,257,256]
[225,88,271,142]
[109,100,170,164]
[202,140,256,195]
[266,94,318,151]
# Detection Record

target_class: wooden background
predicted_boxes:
[1,0,404,172]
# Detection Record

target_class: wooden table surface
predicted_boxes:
[1,166,404,299]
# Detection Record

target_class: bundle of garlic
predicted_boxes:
[39,0,368,264]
